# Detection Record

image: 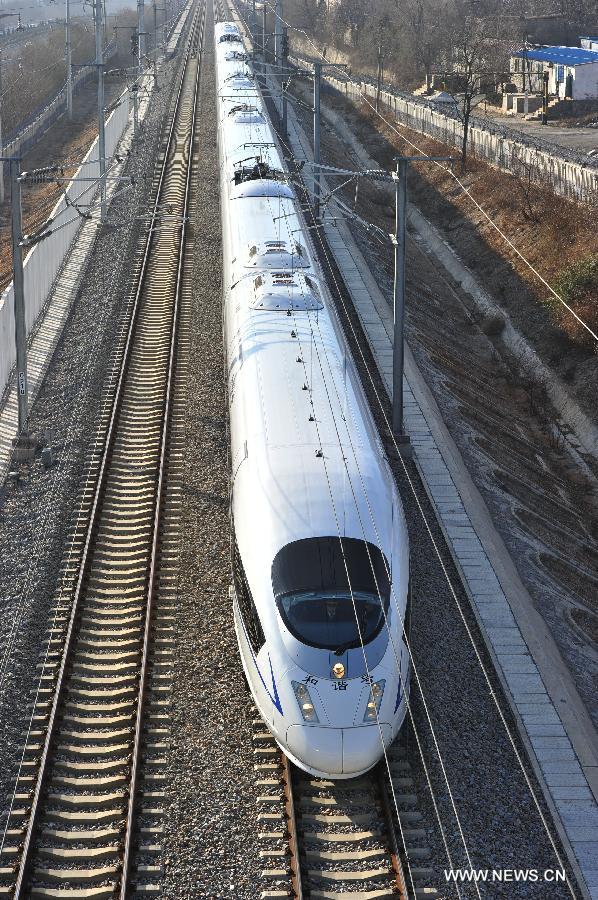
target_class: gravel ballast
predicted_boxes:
[0,5,585,898]
[0,52,182,832]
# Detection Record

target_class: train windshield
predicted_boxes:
[272,537,390,651]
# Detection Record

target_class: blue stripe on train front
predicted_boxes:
[236,597,283,715]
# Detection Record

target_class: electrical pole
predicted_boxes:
[390,155,452,440]
[313,61,321,220]
[274,0,282,69]
[153,0,158,86]
[541,69,549,125]
[95,0,106,220]
[376,44,383,112]
[262,4,267,63]
[9,159,27,433]
[66,0,73,119]
[0,11,25,203]
[311,61,347,219]
[137,0,146,65]
[132,78,139,132]
[391,158,406,438]
[281,25,288,136]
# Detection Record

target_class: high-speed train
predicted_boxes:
[215,20,411,778]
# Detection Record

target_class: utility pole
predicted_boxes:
[0,54,3,205]
[390,155,452,440]
[66,0,73,119]
[0,12,24,203]
[94,0,106,220]
[262,4,267,63]
[375,44,383,112]
[391,157,406,439]
[274,0,282,69]
[312,61,347,219]
[281,25,288,136]
[132,78,139,133]
[9,158,27,433]
[313,61,321,220]
[541,69,549,125]
[153,0,158,86]
[137,0,146,65]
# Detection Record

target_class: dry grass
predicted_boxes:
[0,122,97,293]
[354,100,598,350]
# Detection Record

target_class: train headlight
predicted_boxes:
[363,679,385,722]
[292,681,319,723]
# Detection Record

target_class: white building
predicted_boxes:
[511,44,598,99]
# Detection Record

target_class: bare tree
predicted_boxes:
[444,0,510,172]
[404,0,448,91]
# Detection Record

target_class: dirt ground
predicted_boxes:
[0,72,129,293]
[304,83,598,431]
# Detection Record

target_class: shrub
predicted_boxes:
[550,255,598,349]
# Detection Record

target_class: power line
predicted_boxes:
[242,12,578,888]
[266,0,598,347]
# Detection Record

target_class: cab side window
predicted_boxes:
[232,534,265,655]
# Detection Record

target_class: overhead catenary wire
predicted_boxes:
[261,195,478,899]
[255,97,479,900]
[261,0,598,348]
[218,22,468,891]
[289,118,578,900]
[242,9,578,892]
[254,190,473,885]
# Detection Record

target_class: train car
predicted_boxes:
[214,20,411,778]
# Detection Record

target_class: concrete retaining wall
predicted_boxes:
[290,54,598,203]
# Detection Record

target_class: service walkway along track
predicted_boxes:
[0,3,206,897]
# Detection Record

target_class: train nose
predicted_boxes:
[342,724,392,776]
[286,725,343,775]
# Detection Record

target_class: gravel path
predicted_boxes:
[160,6,263,896]
[0,54,180,833]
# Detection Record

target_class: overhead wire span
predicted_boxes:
[260,0,598,348]
[243,11,578,891]
[258,107,474,900]
[224,15,466,888]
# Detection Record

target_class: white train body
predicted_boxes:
[215,21,410,778]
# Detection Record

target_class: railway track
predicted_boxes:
[253,719,437,900]
[0,2,205,896]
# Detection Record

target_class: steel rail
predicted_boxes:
[119,1,206,894]
[281,753,304,900]
[276,748,412,900]
[11,4,205,896]
[378,765,410,900]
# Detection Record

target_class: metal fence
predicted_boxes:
[3,41,117,162]
[0,87,130,396]
[289,54,598,203]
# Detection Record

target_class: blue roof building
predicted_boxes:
[511,44,598,99]
[580,36,598,51]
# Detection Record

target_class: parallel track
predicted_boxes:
[0,3,206,896]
